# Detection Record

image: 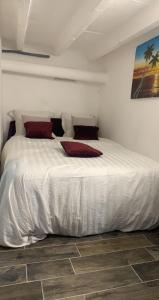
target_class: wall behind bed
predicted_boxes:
[0,39,2,150]
[2,49,104,141]
[99,28,159,162]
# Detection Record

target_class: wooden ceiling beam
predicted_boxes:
[52,0,110,55]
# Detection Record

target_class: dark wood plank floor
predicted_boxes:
[0,229,159,299]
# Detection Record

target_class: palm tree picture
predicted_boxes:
[131,35,159,98]
[149,52,159,68]
[144,44,154,61]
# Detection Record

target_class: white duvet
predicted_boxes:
[0,136,159,247]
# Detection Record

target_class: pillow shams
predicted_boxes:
[14,110,61,135]
[22,115,50,124]
[62,113,98,137]
[72,115,97,127]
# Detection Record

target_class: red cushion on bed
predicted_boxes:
[24,121,53,139]
[61,141,102,157]
[74,125,99,140]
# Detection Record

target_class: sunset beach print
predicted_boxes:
[131,35,159,99]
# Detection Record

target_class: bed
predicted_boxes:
[0,135,159,247]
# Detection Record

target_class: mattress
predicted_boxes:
[0,136,159,247]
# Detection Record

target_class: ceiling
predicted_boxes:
[74,0,152,51]
[0,0,158,60]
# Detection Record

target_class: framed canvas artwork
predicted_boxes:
[131,35,159,99]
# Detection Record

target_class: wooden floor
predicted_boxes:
[0,229,159,299]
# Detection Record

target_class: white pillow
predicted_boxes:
[62,113,98,137]
[62,113,73,137]
[22,115,50,123]
[13,110,61,135]
[72,115,97,126]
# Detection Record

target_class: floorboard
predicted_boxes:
[0,230,159,299]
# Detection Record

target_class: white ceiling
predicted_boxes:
[0,0,18,48]
[89,0,151,34]
[25,0,79,51]
[73,0,153,52]
[0,0,157,59]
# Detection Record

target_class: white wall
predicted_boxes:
[2,47,105,72]
[0,39,2,149]
[99,29,159,162]
[2,49,103,140]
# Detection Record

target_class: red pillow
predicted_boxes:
[74,125,99,140]
[24,122,53,139]
[61,141,103,157]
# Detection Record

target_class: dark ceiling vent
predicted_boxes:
[2,49,50,58]
[54,77,76,82]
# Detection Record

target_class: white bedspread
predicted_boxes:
[0,136,159,247]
